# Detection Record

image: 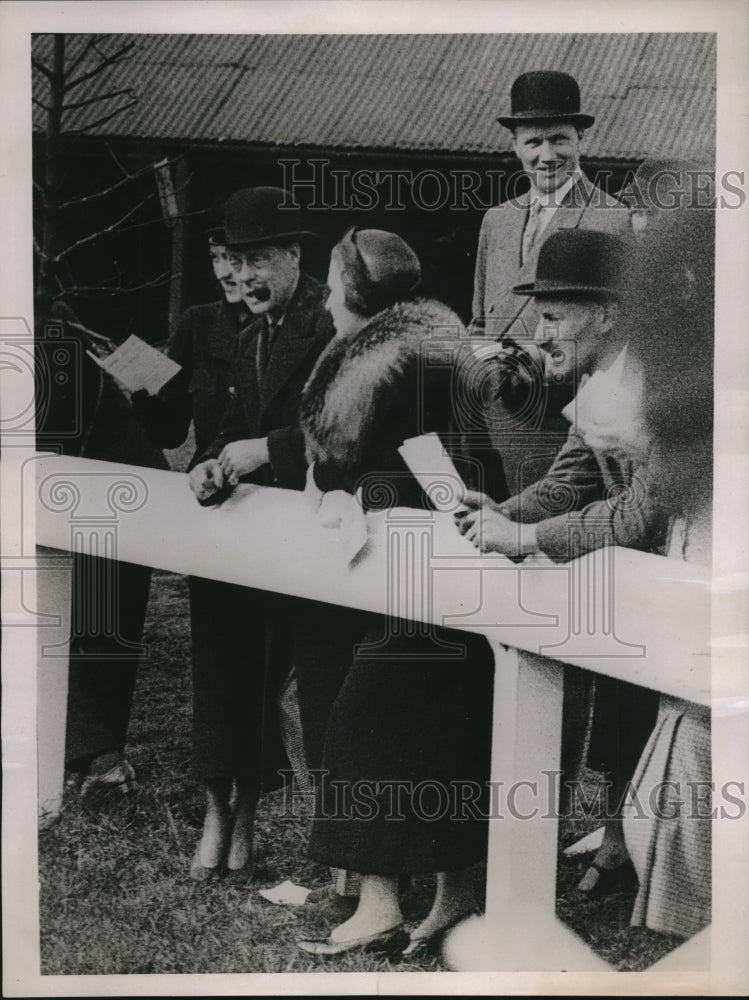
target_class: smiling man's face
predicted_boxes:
[513,122,583,197]
[229,242,301,318]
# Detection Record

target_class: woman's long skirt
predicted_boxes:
[308,616,495,874]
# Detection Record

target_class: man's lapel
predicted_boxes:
[491,192,533,338]
[258,273,323,415]
[537,173,593,244]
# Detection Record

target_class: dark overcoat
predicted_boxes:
[35,313,167,768]
[198,272,335,495]
[137,278,334,785]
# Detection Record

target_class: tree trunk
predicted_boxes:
[38,35,66,304]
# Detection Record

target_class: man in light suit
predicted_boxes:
[473,70,629,342]
[471,70,631,495]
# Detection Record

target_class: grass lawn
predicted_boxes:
[39,570,683,975]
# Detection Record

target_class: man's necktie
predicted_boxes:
[521,200,543,267]
[258,319,278,378]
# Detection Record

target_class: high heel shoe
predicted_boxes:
[190,817,231,881]
[399,909,478,959]
[577,858,637,900]
[80,758,137,798]
[189,845,224,881]
[298,923,409,958]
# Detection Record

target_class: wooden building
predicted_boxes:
[32,32,716,338]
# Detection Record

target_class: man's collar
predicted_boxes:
[529,168,583,209]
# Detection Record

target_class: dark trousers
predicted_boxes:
[65,555,152,768]
[586,675,660,803]
[190,577,289,792]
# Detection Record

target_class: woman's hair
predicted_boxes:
[333,227,421,318]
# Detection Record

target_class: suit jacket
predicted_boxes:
[132,298,245,461]
[197,271,335,499]
[472,173,630,340]
[499,429,668,563]
[470,173,631,495]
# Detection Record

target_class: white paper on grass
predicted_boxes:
[87,333,181,395]
[257,879,311,906]
[398,432,467,511]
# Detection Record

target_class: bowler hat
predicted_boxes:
[223,186,316,248]
[498,70,595,129]
[207,228,227,246]
[512,229,629,299]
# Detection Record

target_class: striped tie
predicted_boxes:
[522,200,543,266]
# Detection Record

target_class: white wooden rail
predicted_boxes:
[30,452,714,971]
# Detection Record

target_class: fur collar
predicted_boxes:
[301,297,464,474]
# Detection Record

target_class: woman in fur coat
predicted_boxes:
[296,228,498,958]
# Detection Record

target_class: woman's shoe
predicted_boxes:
[80,757,136,798]
[189,845,224,882]
[298,923,409,957]
[399,909,478,959]
[577,858,638,900]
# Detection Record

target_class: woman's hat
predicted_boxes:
[336,228,421,316]
[223,186,316,248]
[348,228,421,293]
[512,229,629,299]
[498,70,595,129]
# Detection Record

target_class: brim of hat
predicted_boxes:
[223,230,318,249]
[512,280,620,298]
[498,112,595,129]
[206,228,227,245]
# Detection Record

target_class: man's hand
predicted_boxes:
[189,459,225,501]
[217,437,270,484]
[454,502,538,557]
[460,488,503,513]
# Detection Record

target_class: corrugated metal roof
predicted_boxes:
[31,32,716,159]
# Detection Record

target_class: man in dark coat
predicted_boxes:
[190,188,334,499]
[132,235,250,459]
[132,229,291,878]
[35,300,168,794]
[186,187,335,877]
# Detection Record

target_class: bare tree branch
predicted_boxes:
[57,162,161,209]
[115,207,207,238]
[59,98,139,138]
[62,88,137,112]
[33,97,51,112]
[57,156,191,210]
[53,269,179,299]
[32,57,55,83]
[63,40,136,92]
[62,35,98,79]
[52,199,145,262]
